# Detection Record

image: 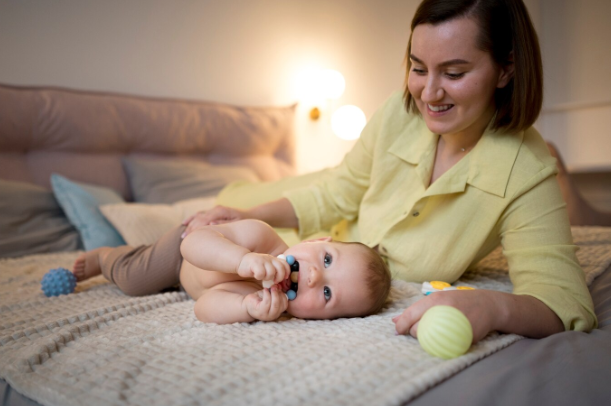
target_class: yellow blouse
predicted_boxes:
[285,91,596,332]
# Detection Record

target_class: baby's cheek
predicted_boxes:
[287,293,318,317]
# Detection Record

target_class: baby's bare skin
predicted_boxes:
[72,247,114,282]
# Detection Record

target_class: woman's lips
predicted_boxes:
[426,103,454,117]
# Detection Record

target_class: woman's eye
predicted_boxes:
[446,72,465,79]
[323,286,332,302]
[324,253,332,268]
[411,68,426,75]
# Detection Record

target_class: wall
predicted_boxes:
[538,0,611,172]
[0,0,416,174]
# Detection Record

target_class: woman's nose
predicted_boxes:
[421,75,444,103]
[307,266,322,287]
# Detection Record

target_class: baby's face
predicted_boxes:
[283,240,372,320]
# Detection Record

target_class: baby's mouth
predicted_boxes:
[284,259,300,300]
[280,278,292,292]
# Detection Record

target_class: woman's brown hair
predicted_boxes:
[403,0,542,133]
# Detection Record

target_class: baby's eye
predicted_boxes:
[324,253,332,268]
[323,286,332,302]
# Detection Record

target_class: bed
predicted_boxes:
[1,83,610,406]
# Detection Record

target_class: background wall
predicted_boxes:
[1,0,608,177]
[538,0,611,173]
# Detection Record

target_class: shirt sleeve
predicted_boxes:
[283,94,393,238]
[499,170,597,332]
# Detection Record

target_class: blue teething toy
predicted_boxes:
[270,254,299,300]
[41,267,76,297]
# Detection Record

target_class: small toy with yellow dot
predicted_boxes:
[421,281,475,296]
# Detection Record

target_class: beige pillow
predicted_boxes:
[100,196,217,246]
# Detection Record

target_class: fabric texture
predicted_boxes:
[99,226,185,296]
[123,157,260,204]
[0,84,296,199]
[50,174,126,251]
[0,179,81,258]
[285,91,596,332]
[100,196,217,246]
[1,227,610,406]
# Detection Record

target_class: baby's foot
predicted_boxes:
[72,247,112,282]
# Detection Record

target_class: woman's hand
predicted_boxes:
[393,290,499,344]
[182,205,247,236]
[243,286,289,321]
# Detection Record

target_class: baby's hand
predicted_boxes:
[237,253,289,285]
[243,286,289,321]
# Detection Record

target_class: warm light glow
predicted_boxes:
[296,68,345,104]
[331,105,366,140]
[319,69,345,99]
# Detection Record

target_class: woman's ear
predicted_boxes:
[497,51,515,89]
[302,236,333,243]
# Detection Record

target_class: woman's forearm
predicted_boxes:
[492,291,564,338]
[247,198,299,228]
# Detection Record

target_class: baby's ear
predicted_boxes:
[302,236,332,243]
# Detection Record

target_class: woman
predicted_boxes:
[185,0,596,342]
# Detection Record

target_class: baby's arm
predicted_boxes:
[194,282,288,324]
[180,220,290,283]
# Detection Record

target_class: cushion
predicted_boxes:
[50,174,126,250]
[0,179,81,258]
[124,157,261,204]
[100,197,217,246]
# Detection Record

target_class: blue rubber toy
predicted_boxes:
[41,267,77,297]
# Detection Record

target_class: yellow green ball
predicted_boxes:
[418,305,473,359]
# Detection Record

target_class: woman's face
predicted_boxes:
[407,17,512,139]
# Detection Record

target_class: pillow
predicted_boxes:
[123,157,261,204]
[50,174,126,250]
[0,179,82,258]
[100,196,217,246]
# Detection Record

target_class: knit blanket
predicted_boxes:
[1,226,611,406]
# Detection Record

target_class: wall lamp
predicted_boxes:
[300,68,366,140]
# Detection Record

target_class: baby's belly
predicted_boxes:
[179,260,251,299]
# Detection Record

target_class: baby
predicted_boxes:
[73,219,391,323]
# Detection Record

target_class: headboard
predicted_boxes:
[0,84,296,200]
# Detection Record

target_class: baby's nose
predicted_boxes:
[307,266,322,287]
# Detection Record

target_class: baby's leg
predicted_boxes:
[74,226,185,296]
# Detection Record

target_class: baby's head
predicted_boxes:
[282,237,391,320]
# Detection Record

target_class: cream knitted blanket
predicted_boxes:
[1,226,610,406]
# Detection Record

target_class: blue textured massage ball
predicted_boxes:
[41,267,77,297]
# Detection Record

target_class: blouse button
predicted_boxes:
[413,211,420,217]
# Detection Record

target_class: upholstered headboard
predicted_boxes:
[0,84,296,200]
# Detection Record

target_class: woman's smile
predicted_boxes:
[427,103,454,115]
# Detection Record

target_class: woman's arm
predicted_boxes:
[393,289,563,342]
[183,198,298,237]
